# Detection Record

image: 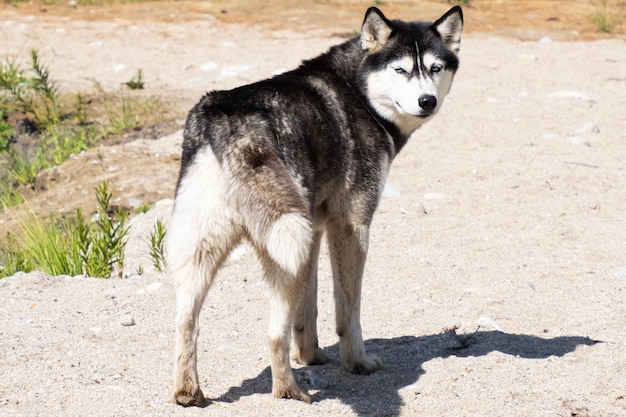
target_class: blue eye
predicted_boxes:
[393,67,407,74]
[431,64,443,73]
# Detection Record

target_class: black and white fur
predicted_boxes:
[168,6,463,407]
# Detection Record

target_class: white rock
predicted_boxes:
[548,90,592,101]
[574,122,600,134]
[567,136,591,147]
[218,65,255,80]
[476,316,503,332]
[424,192,449,201]
[120,313,136,327]
[200,61,217,72]
[145,282,162,294]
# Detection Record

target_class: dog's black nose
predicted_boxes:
[418,95,437,112]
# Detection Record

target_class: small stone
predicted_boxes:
[574,122,600,135]
[567,136,591,147]
[548,90,592,101]
[120,313,136,327]
[200,61,217,72]
[476,316,503,332]
[218,64,255,80]
[538,36,552,44]
[423,192,449,201]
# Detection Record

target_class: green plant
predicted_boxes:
[0,233,33,277]
[0,109,12,152]
[136,202,151,214]
[0,181,129,278]
[124,69,145,90]
[148,218,167,272]
[7,146,48,186]
[86,181,130,277]
[592,0,619,33]
[0,50,59,130]
[104,96,142,134]
[0,182,22,209]
[74,92,88,125]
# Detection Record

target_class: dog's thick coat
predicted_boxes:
[169,6,463,406]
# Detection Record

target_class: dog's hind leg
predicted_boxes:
[168,148,242,407]
[256,239,312,403]
[327,221,384,375]
[292,230,329,366]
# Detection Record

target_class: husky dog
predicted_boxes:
[168,6,463,407]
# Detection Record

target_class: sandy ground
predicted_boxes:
[1,3,626,417]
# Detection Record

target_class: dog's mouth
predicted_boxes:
[395,101,434,118]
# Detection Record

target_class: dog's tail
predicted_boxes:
[264,212,312,276]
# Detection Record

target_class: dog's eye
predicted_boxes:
[431,64,443,73]
[393,67,408,75]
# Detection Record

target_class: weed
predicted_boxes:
[104,96,142,135]
[0,182,22,209]
[592,0,619,33]
[148,218,167,272]
[74,92,88,125]
[0,50,59,130]
[125,69,145,90]
[0,181,129,278]
[136,202,151,214]
[7,146,48,186]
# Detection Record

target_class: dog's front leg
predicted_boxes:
[327,222,384,374]
[293,231,329,366]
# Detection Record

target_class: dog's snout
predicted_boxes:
[418,95,437,112]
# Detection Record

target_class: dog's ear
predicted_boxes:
[361,7,393,52]
[433,6,463,54]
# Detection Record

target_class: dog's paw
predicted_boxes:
[345,353,384,375]
[174,388,207,407]
[273,382,312,404]
[294,347,329,366]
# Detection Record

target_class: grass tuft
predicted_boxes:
[148,218,167,272]
[592,0,619,33]
[0,181,129,278]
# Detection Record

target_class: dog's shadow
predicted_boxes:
[215,331,600,416]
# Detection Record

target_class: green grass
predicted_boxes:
[1,49,159,207]
[0,181,129,278]
[124,69,145,90]
[148,218,167,272]
[592,0,619,33]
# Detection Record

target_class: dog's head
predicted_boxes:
[360,6,463,136]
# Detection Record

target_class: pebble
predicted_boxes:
[200,61,217,72]
[574,122,600,135]
[548,90,592,101]
[89,40,104,48]
[423,192,449,201]
[218,65,255,80]
[120,313,136,327]
[567,136,591,147]
[127,198,142,208]
[476,316,504,332]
